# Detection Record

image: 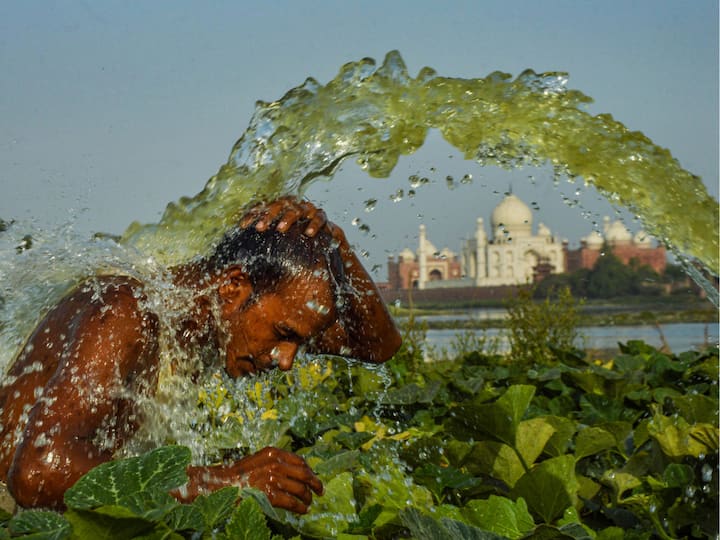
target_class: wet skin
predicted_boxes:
[0,198,402,512]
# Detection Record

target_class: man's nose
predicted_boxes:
[272,341,299,371]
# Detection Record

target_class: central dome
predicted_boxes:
[491,194,533,238]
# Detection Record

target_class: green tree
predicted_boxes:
[586,250,634,298]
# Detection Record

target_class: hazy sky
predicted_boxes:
[1,1,717,277]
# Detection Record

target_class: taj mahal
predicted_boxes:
[386,193,665,290]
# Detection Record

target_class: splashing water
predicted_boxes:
[1,51,718,462]
[121,51,717,291]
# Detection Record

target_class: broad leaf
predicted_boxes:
[516,418,556,466]
[225,497,271,540]
[299,472,356,537]
[463,496,534,539]
[192,486,239,530]
[64,446,191,511]
[399,508,505,540]
[8,510,72,540]
[464,440,526,488]
[574,427,617,460]
[476,385,536,446]
[648,413,719,458]
[512,455,578,523]
[64,509,157,540]
[413,464,482,501]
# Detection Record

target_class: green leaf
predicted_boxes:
[574,426,617,460]
[192,486,239,530]
[399,508,505,540]
[516,418,556,466]
[335,431,375,450]
[543,416,578,457]
[463,496,535,539]
[512,455,578,523]
[164,503,204,533]
[479,385,536,446]
[464,441,526,488]
[662,463,694,488]
[299,472,356,538]
[355,462,433,528]
[313,450,360,476]
[648,412,719,458]
[225,497,271,540]
[346,503,382,535]
[8,510,72,540]
[600,470,642,502]
[64,508,156,540]
[64,446,191,511]
[413,464,482,502]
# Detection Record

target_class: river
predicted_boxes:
[401,310,718,356]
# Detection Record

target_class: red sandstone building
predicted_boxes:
[565,216,666,274]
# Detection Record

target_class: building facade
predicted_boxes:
[386,193,666,290]
[565,216,666,273]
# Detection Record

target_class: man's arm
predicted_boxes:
[5,279,158,509]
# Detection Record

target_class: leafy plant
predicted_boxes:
[2,313,717,539]
[506,285,582,364]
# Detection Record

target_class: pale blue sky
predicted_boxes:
[1,1,717,275]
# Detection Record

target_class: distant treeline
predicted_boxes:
[536,249,694,299]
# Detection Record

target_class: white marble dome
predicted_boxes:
[537,222,552,237]
[491,194,533,238]
[605,220,632,244]
[633,230,652,248]
[583,230,604,249]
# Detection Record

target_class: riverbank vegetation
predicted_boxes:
[2,291,718,539]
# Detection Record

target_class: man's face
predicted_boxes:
[222,265,337,377]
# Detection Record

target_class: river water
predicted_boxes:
[405,310,718,356]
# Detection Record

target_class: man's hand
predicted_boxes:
[240,196,327,237]
[233,447,323,514]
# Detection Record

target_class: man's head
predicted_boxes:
[204,216,400,376]
[205,219,338,376]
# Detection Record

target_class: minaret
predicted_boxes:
[475,217,487,286]
[418,224,427,290]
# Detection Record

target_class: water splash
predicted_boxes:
[120,51,718,293]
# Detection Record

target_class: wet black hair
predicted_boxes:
[208,219,345,298]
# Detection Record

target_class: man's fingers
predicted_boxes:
[304,208,326,237]
[276,206,302,232]
[265,487,311,514]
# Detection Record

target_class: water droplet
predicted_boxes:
[701,463,713,482]
[363,198,377,212]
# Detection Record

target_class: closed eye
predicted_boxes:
[275,323,301,342]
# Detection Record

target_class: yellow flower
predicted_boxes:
[261,409,279,421]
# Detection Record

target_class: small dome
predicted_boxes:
[633,230,653,248]
[606,220,632,244]
[440,247,455,259]
[491,194,533,239]
[422,237,438,254]
[537,222,551,237]
[584,230,604,249]
[399,248,415,261]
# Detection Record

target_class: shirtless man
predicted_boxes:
[0,197,401,513]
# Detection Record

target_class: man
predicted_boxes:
[0,197,401,513]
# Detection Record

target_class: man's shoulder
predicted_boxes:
[55,275,152,330]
